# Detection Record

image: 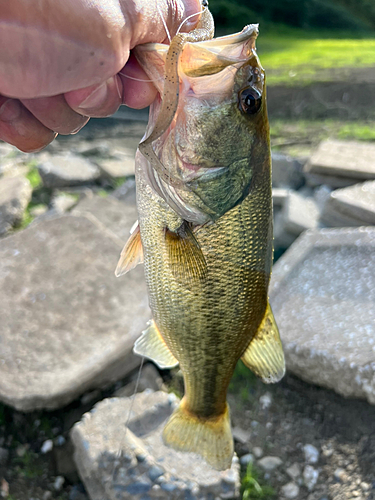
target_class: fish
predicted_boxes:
[116,4,285,471]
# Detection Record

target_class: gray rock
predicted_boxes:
[0,214,149,411]
[269,227,375,404]
[271,153,304,189]
[257,456,282,472]
[71,391,240,500]
[114,363,163,398]
[37,155,100,187]
[305,140,375,181]
[303,444,319,464]
[252,447,263,459]
[272,188,289,207]
[51,193,79,213]
[333,468,347,483]
[41,440,53,454]
[281,191,320,235]
[280,482,299,499]
[96,158,135,180]
[240,454,254,466]
[232,426,250,444]
[303,465,319,491]
[53,476,65,491]
[72,194,138,245]
[304,171,358,189]
[111,178,137,205]
[322,180,375,227]
[0,175,32,234]
[286,463,301,480]
[259,392,272,410]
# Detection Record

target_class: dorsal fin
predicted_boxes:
[241,303,285,383]
[115,221,144,277]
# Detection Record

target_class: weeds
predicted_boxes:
[242,463,276,500]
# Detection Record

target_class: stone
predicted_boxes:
[240,454,254,466]
[259,392,272,410]
[281,191,320,235]
[333,468,347,483]
[71,391,240,500]
[51,193,79,213]
[286,463,301,480]
[252,447,263,459]
[0,214,149,411]
[303,444,319,464]
[0,175,32,234]
[41,440,53,454]
[304,171,358,189]
[271,153,304,190]
[111,178,137,205]
[114,363,163,398]
[272,188,289,207]
[37,154,100,187]
[305,140,375,181]
[72,194,138,245]
[232,426,251,444]
[53,476,65,491]
[257,456,283,472]
[269,227,375,404]
[280,482,300,499]
[303,465,319,491]
[96,157,135,180]
[322,180,375,227]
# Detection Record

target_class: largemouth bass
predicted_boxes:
[116,5,285,471]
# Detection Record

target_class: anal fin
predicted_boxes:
[241,303,285,383]
[164,222,207,285]
[134,320,179,369]
[115,221,144,277]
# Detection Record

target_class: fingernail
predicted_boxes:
[78,83,108,110]
[0,99,22,122]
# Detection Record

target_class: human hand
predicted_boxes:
[0,0,201,152]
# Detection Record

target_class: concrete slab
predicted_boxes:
[0,214,149,411]
[305,140,375,180]
[323,180,375,227]
[71,390,240,500]
[270,227,375,404]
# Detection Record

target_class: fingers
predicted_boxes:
[119,53,158,109]
[21,95,89,135]
[64,75,123,117]
[0,97,56,152]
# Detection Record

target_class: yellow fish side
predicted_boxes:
[131,152,285,470]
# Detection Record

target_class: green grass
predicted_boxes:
[14,450,44,479]
[25,164,42,189]
[242,463,276,500]
[256,31,375,84]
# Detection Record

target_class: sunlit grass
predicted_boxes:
[257,33,375,84]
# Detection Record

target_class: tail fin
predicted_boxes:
[162,398,233,470]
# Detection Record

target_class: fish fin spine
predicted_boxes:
[115,221,144,277]
[133,320,179,369]
[164,222,207,284]
[241,302,285,383]
[162,399,233,471]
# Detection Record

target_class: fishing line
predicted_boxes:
[119,72,163,84]
[157,0,171,43]
[175,5,206,37]
[124,355,145,435]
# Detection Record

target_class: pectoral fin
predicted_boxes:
[115,222,144,277]
[164,222,207,285]
[134,320,179,369]
[241,303,285,383]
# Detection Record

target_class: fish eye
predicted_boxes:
[239,87,262,115]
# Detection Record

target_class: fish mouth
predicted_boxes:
[177,157,226,182]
